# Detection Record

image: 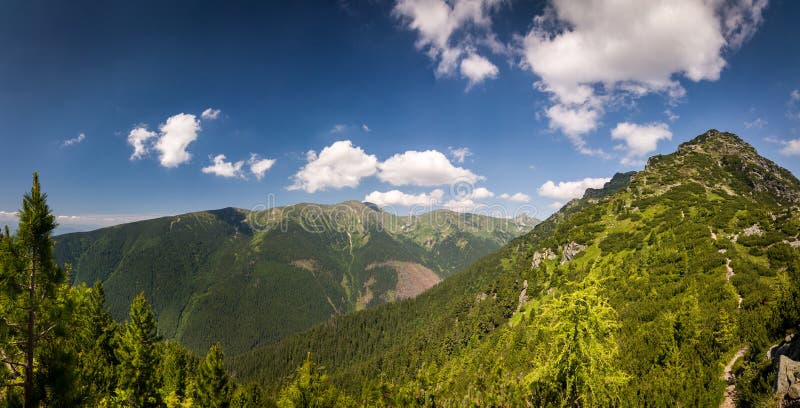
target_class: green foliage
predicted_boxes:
[116,293,163,407]
[191,343,232,407]
[276,353,354,408]
[526,280,628,407]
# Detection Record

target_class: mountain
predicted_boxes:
[53,201,536,355]
[230,130,800,406]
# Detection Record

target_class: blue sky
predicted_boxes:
[1,0,799,231]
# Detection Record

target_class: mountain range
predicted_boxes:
[53,202,537,354]
[227,130,800,406]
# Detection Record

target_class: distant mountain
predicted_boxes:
[231,130,800,406]
[54,201,536,354]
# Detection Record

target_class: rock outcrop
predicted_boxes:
[531,248,556,268]
[560,242,587,265]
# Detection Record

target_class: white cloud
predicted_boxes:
[154,113,201,168]
[547,201,564,209]
[361,124,371,132]
[202,154,245,178]
[248,154,276,180]
[611,122,672,166]
[331,124,347,133]
[442,198,485,212]
[744,118,767,129]
[460,53,498,88]
[499,192,531,203]
[201,108,222,121]
[545,104,601,154]
[470,187,494,199]
[364,189,444,207]
[289,140,378,193]
[62,133,86,147]
[521,0,767,153]
[449,146,472,163]
[538,177,611,201]
[780,139,800,156]
[378,149,483,186]
[127,127,158,160]
[393,0,502,81]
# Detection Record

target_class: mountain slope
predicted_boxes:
[231,130,800,406]
[54,202,536,355]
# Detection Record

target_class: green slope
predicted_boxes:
[54,203,536,355]
[231,130,800,406]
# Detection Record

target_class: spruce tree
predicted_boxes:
[192,342,232,407]
[0,173,66,407]
[117,292,162,407]
[77,281,119,404]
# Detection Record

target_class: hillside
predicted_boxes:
[231,130,800,406]
[53,202,536,355]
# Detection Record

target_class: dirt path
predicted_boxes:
[720,346,748,408]
[725,258,743,308]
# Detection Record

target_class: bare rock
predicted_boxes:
[789,383,800,400]
[743,224,764,237]
[776,355,800,395]
[517,280,528,311]
[560,242,587,265]
[531,248,556,268]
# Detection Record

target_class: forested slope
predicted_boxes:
[54,202,535,355]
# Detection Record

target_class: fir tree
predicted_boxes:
[191,342,232,408]
[0,173,66,407]
[116,292,162,407]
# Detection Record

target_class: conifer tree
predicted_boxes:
[191,342,232,408]
[0,173,66,407]
[77,281,119,403]
[117,292,162,407]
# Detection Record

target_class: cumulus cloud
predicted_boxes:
[201,108,222,120]
[62,133,86,147]
[538,177,611,201]
[248,154,276,180]
[202,154,245,178]
[521,0,767,153]
[378,149,483,186]
[127,127,157,160]
[470,187,494,199]
[460,53,498,88]
[393,0,502,83]
[780,139,800,156]
[289,140,378,193]
[155,113,201,168]
[611,122,672,166]
[364,189,445,207]
[500,192,531,203]
[449,146,472,163]
[547,201,564,209]
[664,109,679,122]
[442,198,486,212]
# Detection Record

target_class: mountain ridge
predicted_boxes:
[54,202,538,355]
[230,130,800,406]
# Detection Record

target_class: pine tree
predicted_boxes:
[77,281,119,404]
[0,173,66,407]
[116,292,162,407]
[277,352,354,408]
[191,342,232,407]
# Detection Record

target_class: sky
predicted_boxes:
[1,0,799,232]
